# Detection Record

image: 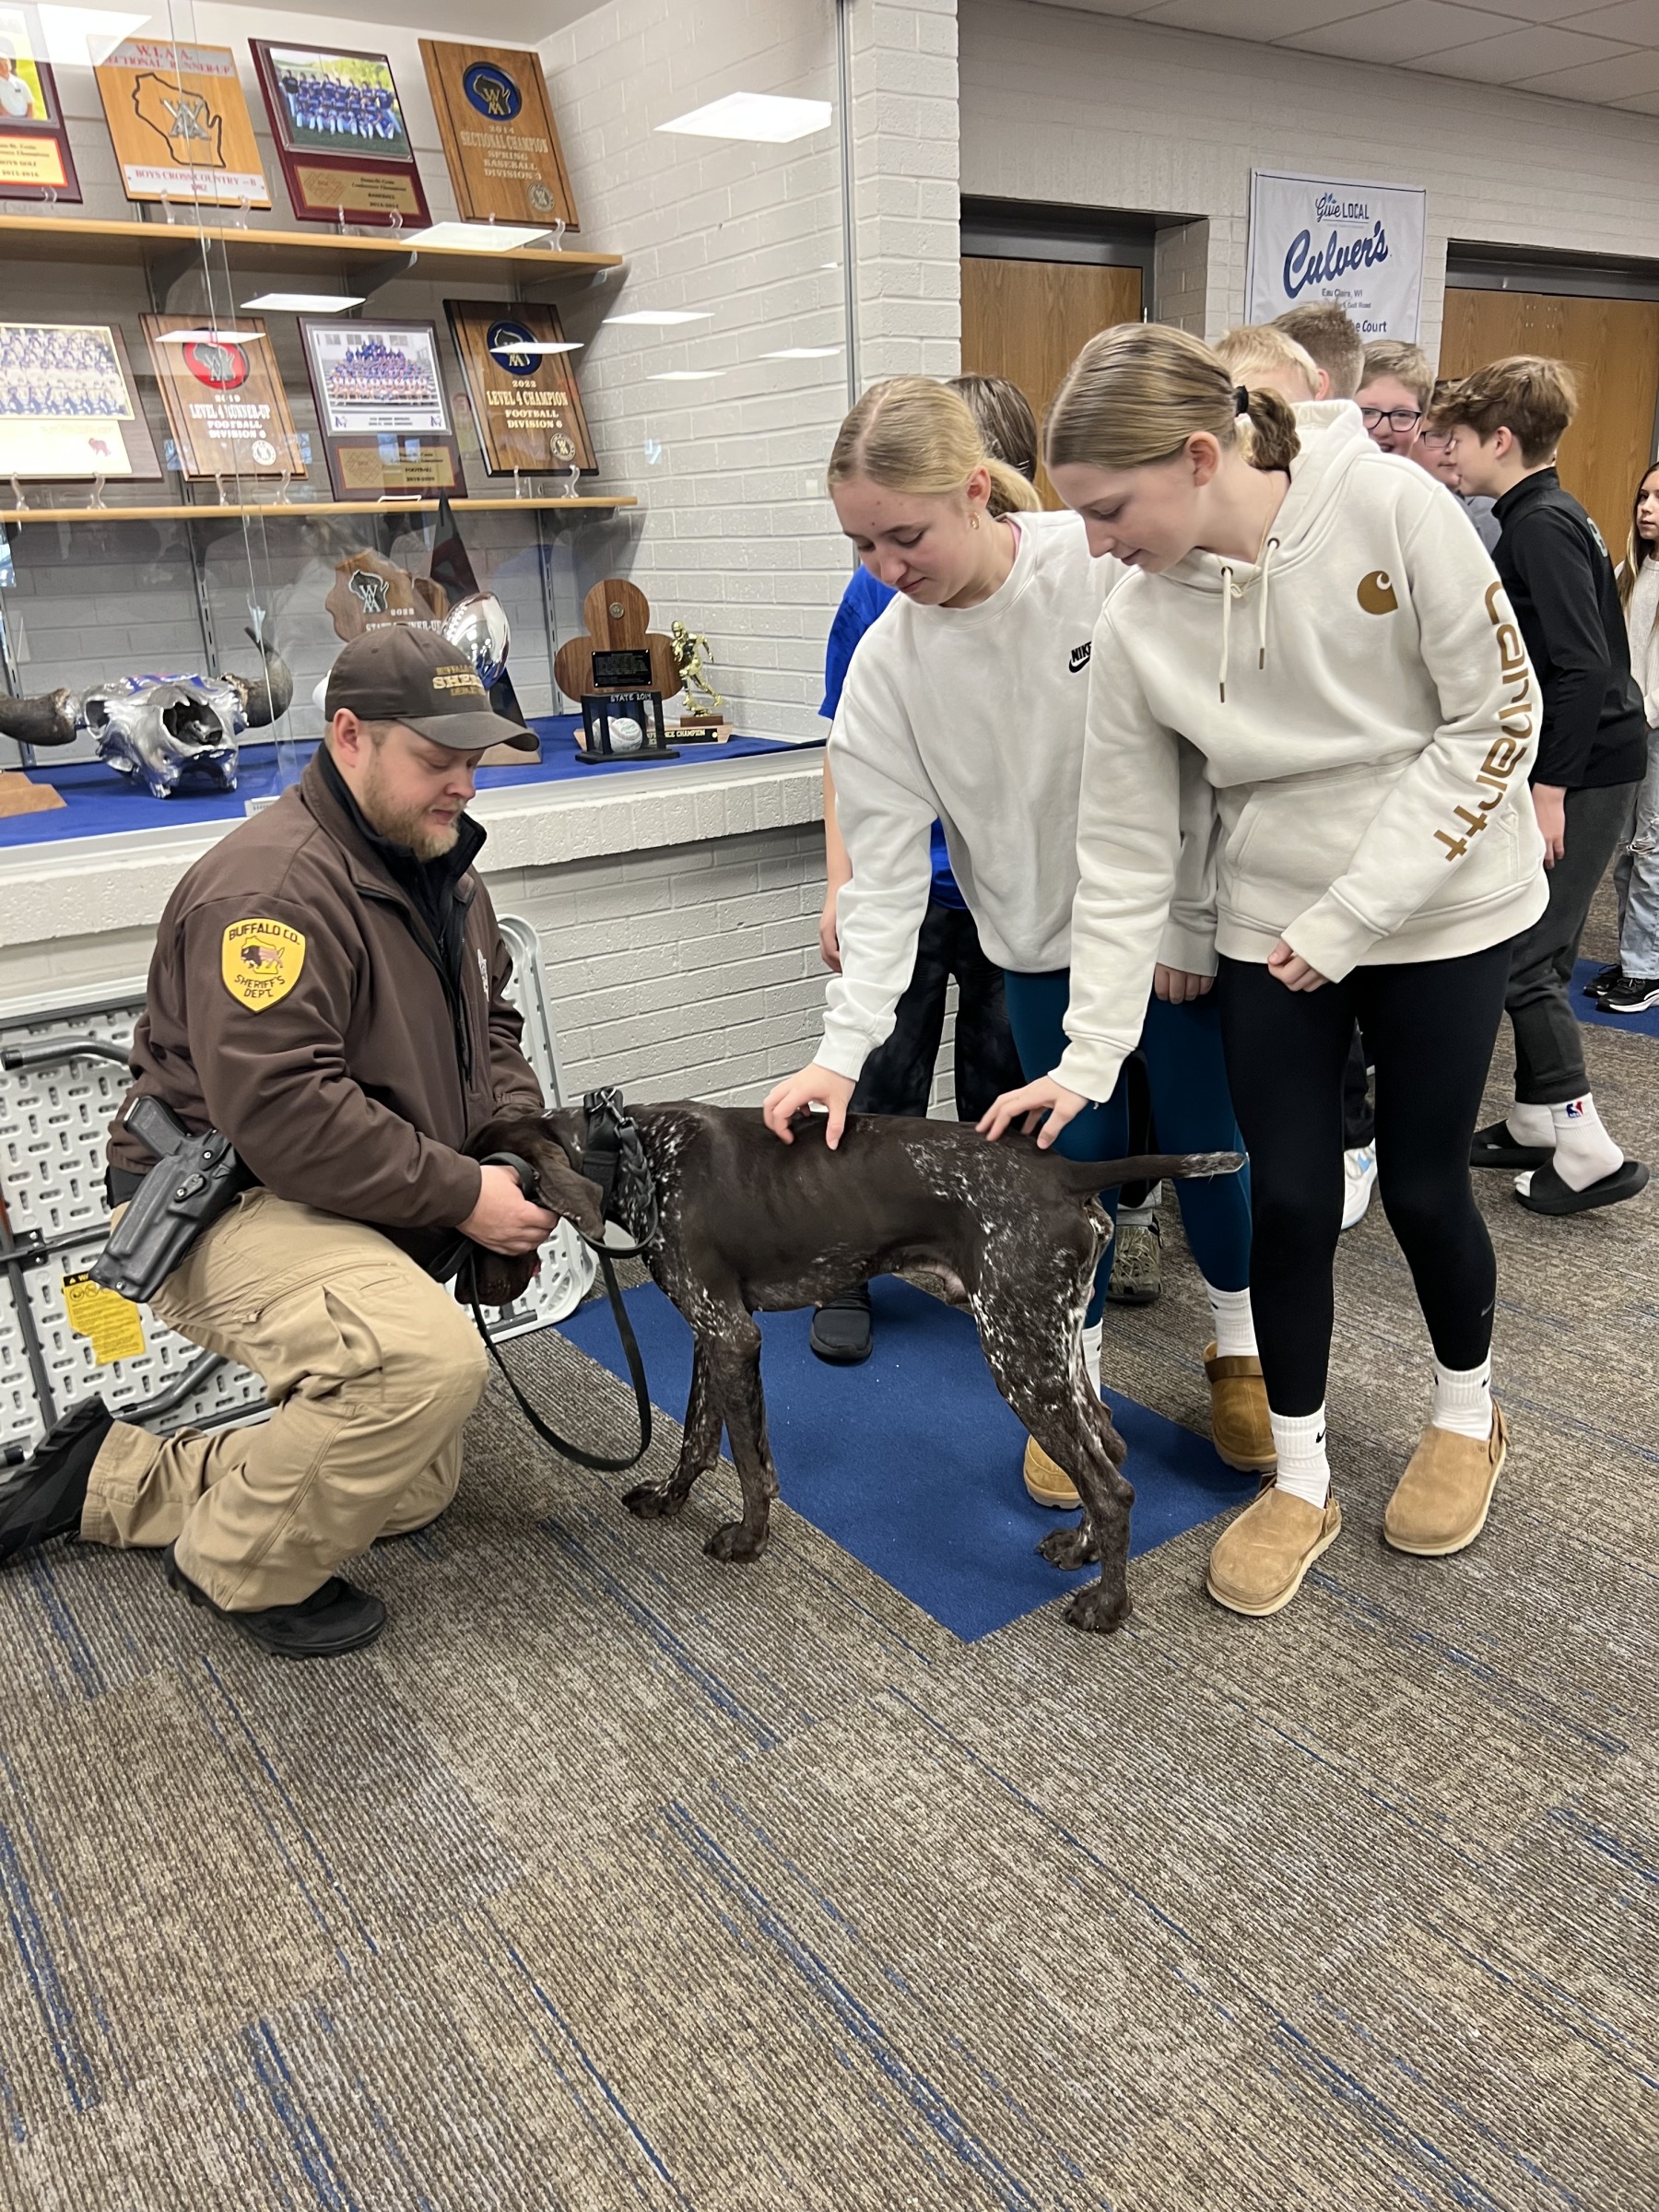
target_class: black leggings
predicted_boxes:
[1217,944,1512,1417]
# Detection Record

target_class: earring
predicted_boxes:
[969,512,982,530]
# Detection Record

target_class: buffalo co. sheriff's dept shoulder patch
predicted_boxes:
[221,917,306,1010]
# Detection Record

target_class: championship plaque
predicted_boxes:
[251,41,429,229]
[94,40,270,209]
[418,41,578,231]
[0,322,161,479]
[0,10,80,202]
[444,301,594,477]
[300,317,464,499]
[141,315,306,482]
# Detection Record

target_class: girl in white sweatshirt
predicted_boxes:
[982,325,1548,1620]
[762,377,1266,1500]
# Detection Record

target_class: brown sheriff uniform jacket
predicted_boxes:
[109,749,544,1266]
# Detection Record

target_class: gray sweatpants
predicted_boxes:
[1506,779,1640,1105]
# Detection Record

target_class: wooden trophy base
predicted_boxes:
[677,715,732,744]
[0,771,66,818]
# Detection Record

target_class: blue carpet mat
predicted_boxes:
[1574,957,1659,1039]
[558,1277,1255,1642]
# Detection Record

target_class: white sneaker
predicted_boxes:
[1341,1145,1377,1230]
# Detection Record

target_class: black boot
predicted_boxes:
[0,1398,112,1565]
[809,1281,874,1365]
[164,1546,387,1660]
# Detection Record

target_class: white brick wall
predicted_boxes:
[847,0,963,383]
[960,0,1659,359]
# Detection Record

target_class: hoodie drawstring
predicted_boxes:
[1217,538,1281,703]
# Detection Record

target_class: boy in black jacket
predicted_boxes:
[1439,358,1648,1216]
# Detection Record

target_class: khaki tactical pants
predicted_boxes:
[81,1190,488,1611]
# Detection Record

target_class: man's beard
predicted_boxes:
[357,760,460,860]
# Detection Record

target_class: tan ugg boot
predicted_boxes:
[1205,1342,1277,1474]
[1382,1406,1508,1556]
[1206,1487,1341,1617]
[1023,1436,1080,1509]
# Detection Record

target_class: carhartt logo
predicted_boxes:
[1068,641,1091,674]
[1357,570,1397,615]
[1435,582,1535,861]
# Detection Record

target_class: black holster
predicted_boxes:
[93,1097,250,1303]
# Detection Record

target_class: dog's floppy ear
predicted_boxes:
[465,1113,606,1238]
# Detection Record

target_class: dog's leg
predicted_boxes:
[973,1285,1135,1634]
[701,1324,778,1563]
[624,1338,720,1521]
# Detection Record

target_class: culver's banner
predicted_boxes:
[1245,171,1426,342]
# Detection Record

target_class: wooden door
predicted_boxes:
[960,257,1142,507]
[1440,288,1659,555]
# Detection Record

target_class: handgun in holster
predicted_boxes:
[91,1095,249,1303]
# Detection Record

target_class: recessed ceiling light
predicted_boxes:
[241,292,365,312]
[152,327,265,344]
[605,309,712,327]
[405,221,550,252]
[656,93,831,145]
[762,347,841,359]
[648,370,724,382]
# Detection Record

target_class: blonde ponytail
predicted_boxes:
[1047,324,1300,479]
[828,376,1041,516]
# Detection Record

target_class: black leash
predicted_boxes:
[463,1237,653,1474]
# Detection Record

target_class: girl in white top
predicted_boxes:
[982,324,1548,1619]
[1606,463,1659,1008]
[763,378,1266,1500]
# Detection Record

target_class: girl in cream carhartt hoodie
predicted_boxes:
[983,327,1548,1622]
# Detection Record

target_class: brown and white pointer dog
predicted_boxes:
[467,1102,1241,1634]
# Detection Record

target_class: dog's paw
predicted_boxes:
[623,1482,685,1520]
[1065,1581,1133,1634]
[1038,1522,1099,1571]
[704,1518,768,1563]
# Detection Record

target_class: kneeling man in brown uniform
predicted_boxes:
[0,627,564,1657]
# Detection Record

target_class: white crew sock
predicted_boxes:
[1548,1094,1624,1192]
[1505,1100,1554,1147]
[1268,1407,1331,1508]
[1206,1282,1257,1359]
[1081,1318,1104,1394]
[1430,1356,1493,1441]
[1118,1182,1163,1230]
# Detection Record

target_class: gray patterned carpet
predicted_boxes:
[0,947,1653,2209]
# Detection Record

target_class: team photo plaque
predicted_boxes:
[94,39,270,208]
[419,41,578,230]
[251,41,430,228]
[140,315,306,482]
[0,322,160,479]
[444,300,594,477]
[300,318,463,498]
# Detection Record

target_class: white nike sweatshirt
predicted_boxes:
[817,510,1127,1081]
[1053,401,1549,1103]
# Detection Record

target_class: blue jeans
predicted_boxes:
[1001,971,1253,1324]
[1615,727,1659,979]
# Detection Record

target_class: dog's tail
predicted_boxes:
[1044,1148,1244,1195]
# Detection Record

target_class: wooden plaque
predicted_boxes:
[554,579,678,702]
[444,300,594,477]
[94,39,270,209]
[140,314,305,481]
[250,40,429,229]
[299,316,464,500]
[419,41,578,231]
[0,16,80,202]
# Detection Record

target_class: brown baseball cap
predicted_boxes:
[324,623,536,752]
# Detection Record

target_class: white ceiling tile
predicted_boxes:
[1409,24,1640,76]
[1565,1,1659,42]
[1287,3,1541,63]
[1134,0,1371,32]
[1610,83,1659,106]
[1021,0,1169,18]
[1460,0,1634,20]
[1515,48,1659,97]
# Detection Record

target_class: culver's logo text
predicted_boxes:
[1284,217,1389,298]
